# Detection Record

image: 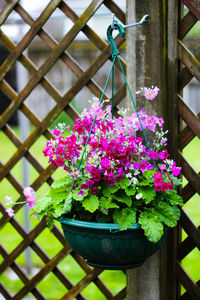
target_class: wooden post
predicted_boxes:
[126,1,179,299]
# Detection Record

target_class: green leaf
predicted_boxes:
[125,185,136,196]
[63,194,72,213]
[46,213,54,229]
[82,194,99,213]
[54,205,65,218]
[34,194,52,213]
[113,208,136,230]
[171,205,181,220]
[138,187,156,204]
[117,177,130,189]
[51,176,71,189]
[112,194,132,207]
[50,186,69,202]
[143,170,156,179]
[72,189,88,201]
[155,202,177,227]
[170,175,182,187]
[103,185,119,196]
[139,209,164,243]
[166,191,183,206]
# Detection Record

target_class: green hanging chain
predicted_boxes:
[71,17,157,191]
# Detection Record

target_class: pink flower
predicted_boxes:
[52,128,61,136]
[101,157,110,170]
[144,88,157,100]
[172,166,181,176]
[159,164,166,171]
[5,195,12,205]
[78,190,85,196]
[23,187,36,207]
[5,207,14,217]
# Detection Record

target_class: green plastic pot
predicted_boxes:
[58,217,167,270]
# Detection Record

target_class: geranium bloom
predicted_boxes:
[5,207,14,217]
[23,187,36,207]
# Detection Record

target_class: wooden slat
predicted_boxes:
[0,282,12,299]
[182,0,200,20]
[178,224,200,260]
[0,29,79,123]
[0,0,62,81]
[114,287,126,300]
[180,208,200,252]
[178,40,200,84]
[0,0,19,26]
[104,0,126,24]
[0,246,45,300]
[61,268,103,300]
[176,262,200,300]
[0,0,106,129]
[179,281,200,300]
[178,48,200,91]
[178,113,200,150]
[0,219,47,273]
[3,4,110,103]
[178,95,200,140]
[178,151,200,195]
[0,33,125,181]
[179,11,198,40]
[12,247,70,300]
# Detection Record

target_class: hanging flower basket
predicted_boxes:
[58,217,167,270]
[5,19,183,271]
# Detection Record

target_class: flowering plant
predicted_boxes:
[5,87,183,243]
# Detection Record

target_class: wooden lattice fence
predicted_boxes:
[1,0,200,299]
[177,0,200,299]
[0,1,127,299]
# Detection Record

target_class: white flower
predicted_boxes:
[126,173,132,178]
[134,170,140,176]
[136,193,143,200]
[131,177,138,185]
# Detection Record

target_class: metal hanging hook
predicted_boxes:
[124,14,149,29]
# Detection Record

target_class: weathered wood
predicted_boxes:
[0,246,45,300]
[178,40,200,84]
[178,95,200,140]
[178,151,200,195]
[178,224,200,260]
[182,0,200,19]
[0,282,12,299]
[0,0,62,81]
[176,261,200,300]
[180,208,200,252]
[61,268,103,300]
[0,0,19,26]
[13,247,70,300]
[178,113,200,150]
[179,281,200,300]
[179,11,198,40]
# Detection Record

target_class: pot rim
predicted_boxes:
[57,216,141,230]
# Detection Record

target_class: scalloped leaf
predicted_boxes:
[125,185,136,196]
[112,194,132,207]
[155,202,177,227]
[113,208,136,230]
[117,177,130,189]
[82,195,99,212]
[139,209,164,243]
[166,190,183,206]
[103,185,119,196]
[51,176,71,189]
[138,187,156,204]
[34,194,52,213]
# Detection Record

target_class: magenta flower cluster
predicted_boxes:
[41,98,180,196]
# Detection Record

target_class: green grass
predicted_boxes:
[0,128,199,298]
